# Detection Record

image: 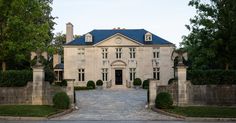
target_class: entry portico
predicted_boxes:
[111,60,126,86]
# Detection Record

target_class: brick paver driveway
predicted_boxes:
[55,89,177,120]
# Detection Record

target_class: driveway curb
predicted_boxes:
[151,106,236,121]
[0,108,73,120]
[0,116,46,120]
[47,108,73,119]
[151,106,185,120]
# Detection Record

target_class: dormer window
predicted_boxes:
[145,32,152,41]
[85,33,93,42]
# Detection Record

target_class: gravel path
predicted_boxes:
[55,89,177,120]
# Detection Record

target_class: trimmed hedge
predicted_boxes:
[142,79,149,89]
[155,92,173,109]
[54,80,67,86]
[0,70,32,87]
[0,68,55,87]
[87,80,95,89]
[133,78,142,86]
[188,70,236,85]
[96,80,103,86]
[168,78,177,85]
[74,86,93,91]
[53,92,70,109]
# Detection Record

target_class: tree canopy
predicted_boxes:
[0,0,55,71]
[181,0,236,70]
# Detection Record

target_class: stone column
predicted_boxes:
[177,65,188,106]
[65,79,75,108]
[149,80,158,107]
[32,66,45,105]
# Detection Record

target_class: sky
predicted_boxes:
[51,0,196,47]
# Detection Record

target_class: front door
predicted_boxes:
[115,70,122,85]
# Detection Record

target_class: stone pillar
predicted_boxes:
[65,79,75,108]
[177,65,188,106]
[149,80,158,107]
[32,66,45,105]
[66,22,73,43]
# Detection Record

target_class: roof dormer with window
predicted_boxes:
[85,33,93,42]
[145,32,152,41]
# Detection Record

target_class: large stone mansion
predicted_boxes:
[55,23,176,88]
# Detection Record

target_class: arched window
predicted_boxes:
[85,33,93,42]
[145,32,152,41]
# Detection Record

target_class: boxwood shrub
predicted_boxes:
[53,92,70,109]
[133,78,142,86]
[96,80,103,86]
[0,70,32,87]
[188,70,236,85]
[155,92,173,109]
[142,79,149,89]
[87,80,95,89]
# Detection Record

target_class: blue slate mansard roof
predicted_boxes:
[65,29,174,45]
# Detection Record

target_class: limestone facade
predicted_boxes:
[64,24,175,88]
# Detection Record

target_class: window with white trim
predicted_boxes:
[145,32,152,41]
[78,69,85,82]
[85,33,93,42]
[102,48,108,59]
[102,68,108,81]
[153,48,159,59]
[129,48,136,59]
[116,48,122,59]
[129,68,136,81]
[153,68,160,80]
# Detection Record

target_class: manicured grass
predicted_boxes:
[0,105,61,117]
[74,86,94,91]
[165,106,236,118]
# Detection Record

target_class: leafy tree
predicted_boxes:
[0,0,55,71]
[50,32,80,55]
[181,0,236,70]
[52,32,66,54]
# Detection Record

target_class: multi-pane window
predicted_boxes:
[116,48,122,59]
[129,68,136,81]
[153,68,160,80]
[78,69,85,82]
[129,48,136,59]
[102,48,108,59]
[78,48,85,55]
[102,68,108,81]
[153,48,159,58]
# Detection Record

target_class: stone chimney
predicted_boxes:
[53,54,61,68]
[66,22,74,43]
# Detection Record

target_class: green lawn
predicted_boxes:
[165,106,236,118]
[0,105,61,117]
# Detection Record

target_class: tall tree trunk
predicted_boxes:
[2,61,6,72]
[225,63,229,70]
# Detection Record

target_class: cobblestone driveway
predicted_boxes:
[56,89,177,120]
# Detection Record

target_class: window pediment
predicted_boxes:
[111,60,127,67]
